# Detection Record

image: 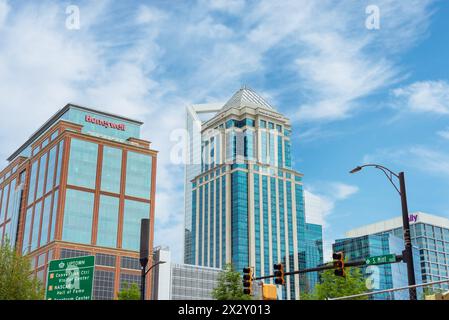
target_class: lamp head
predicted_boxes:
[349,166,362,174]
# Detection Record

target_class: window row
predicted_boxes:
[67,138,152,199]
[62,189,150,251]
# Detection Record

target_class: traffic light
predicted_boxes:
[333,251,345,277]
[242,267,253,295]
[273,263,285,285]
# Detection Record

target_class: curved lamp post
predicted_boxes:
[350,164,417,300]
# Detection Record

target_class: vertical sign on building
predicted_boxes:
[45,256,95,300]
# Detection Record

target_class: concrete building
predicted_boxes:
[152,246,221,300]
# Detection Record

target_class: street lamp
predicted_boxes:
[349,164,417,300]
[140,260,166,300]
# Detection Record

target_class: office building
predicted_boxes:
[185,103,222,265]
[152,246,221,300]
[303,223,323,291]
[185,87,323,299]
[0,104,157,299]
[333,233,421,300]
[346,212,449,290]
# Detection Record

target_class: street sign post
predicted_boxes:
[365,254,396,266]
[45,255,95,300]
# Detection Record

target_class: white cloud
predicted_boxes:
[204,0,246,14]
[136,5,167,24]
[304,182,358,227]
[437,129,449,140]
[0,0,10,28]
[0,0,436,263]
[364,146,449,177]
[304,190,334,226]
[304,183,358,262]
[392,80,449,114]
[331,182,359,200]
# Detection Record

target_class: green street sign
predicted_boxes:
[45,255,95,300]
[365,254,396,266]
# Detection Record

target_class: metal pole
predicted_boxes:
[399,172,417,300]
[141,264,147,301]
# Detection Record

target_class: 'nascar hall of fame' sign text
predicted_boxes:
[45,256,95,300]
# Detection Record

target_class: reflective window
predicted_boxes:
[22,207,33,253]
[0,184,9,222]
[27,161,38,205]
[62,189,94,244]
[36,153,48,200]
[125,152,152,199]
[67,139,98,189]
[39,195,52,247]
[122,200,150,250]
[49,190,59,242]
[30,201,42,251]
[101,146,122,194]
[45,146,57,193]
[97,195,119,248]
[55,141,64,187]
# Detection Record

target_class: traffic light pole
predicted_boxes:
[252,255,403,281]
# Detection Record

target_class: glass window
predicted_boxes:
[125,152,152,199]
[22,207,33,253]
[122,200,150,251]
[27,161,38,205]
[45,146,57,193]
[55,141,64,187]
[67,139,98,189]
[101,146,122,194]
[49,190,59,242]
[36,153,48,200]
[39,195,52,247]
[62,189,94,244]
[51,131,59,141]
[276,124,282,132]
[97,195,119,248]
[30,201,42,252]
[0,184,9,222]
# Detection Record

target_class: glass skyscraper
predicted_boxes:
[185,87,323,299]
[333,233,421,300]
[0,104,157,299]
[345,212,449,291]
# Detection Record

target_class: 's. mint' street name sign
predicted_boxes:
[45,255,95,300]
[365,254,396,266]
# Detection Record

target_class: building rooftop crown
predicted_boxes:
[220,86,275,112]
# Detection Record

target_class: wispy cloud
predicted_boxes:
[392,80,449,114]
[0,0,9,28]
[437,129,449,140]
[364,146,449,177]
[0,0,438,262]
[305,182,359,261]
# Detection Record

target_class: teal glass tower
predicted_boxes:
[187,87,323,299]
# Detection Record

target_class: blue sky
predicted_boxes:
[0,0,448,262]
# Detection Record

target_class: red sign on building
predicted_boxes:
[85,115,126,131]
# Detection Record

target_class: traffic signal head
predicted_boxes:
[242,267,253,295]
[333,251,345,277]
[273,263,285,285]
